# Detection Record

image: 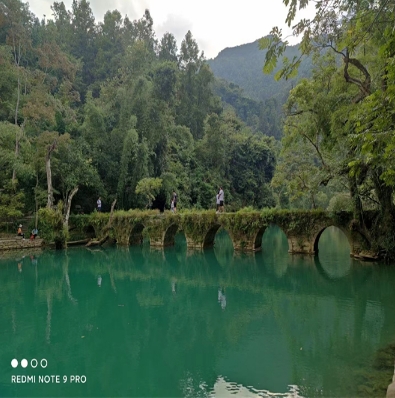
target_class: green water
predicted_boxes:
[0,226,395,398]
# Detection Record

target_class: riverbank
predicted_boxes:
[0,237,43,251]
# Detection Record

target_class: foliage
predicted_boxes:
[327,194,353,213]
[0,181,25,219]
[135,178,163,208]
[37,205,66,245]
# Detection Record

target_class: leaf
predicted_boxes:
[258,37,271,50]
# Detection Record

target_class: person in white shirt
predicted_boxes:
[218,187,224,213]
[97,197,102,212]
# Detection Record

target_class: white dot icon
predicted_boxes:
[21,359,28,368]
[11,359,18,368]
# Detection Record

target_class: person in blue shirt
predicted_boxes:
[30,228,38,240]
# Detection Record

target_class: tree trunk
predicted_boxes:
[46,155,53,208]
[108,199,117,226]
[349,175,363,223]
[85,199,117,247]
[46,141,57,208]
[11,119,19,183]
[310,191,316,209]
[34,172,39,228]
[63,186,79,229]
[11,45,21,184]
[372,169,394,220]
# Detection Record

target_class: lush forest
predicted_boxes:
[0,0,277,222]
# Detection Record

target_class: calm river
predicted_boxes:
[0,226,394,397]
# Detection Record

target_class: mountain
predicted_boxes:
[208,39,313,104]
[207,39,313,139]
[211,78,283,140]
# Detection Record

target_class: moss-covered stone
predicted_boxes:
[66,209,379,255]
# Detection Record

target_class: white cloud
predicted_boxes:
[27,0,317,58]
[155,13,193,46]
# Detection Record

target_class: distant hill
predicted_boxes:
[208,39,313,104]
[211,78,283,140]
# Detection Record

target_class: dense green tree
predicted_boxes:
[158,32,178,63]
[135,177,162,208]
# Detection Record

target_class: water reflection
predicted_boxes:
[318,226,353,279]
[261,225,290,278]
[0,227,394,398]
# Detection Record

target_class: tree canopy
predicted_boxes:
[0,0,277,221]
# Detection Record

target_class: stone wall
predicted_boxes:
[0,238,43,251]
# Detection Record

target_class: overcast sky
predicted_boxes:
[27,0,316,59]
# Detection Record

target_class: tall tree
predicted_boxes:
[158,32,178,63]
[0,0,32,182]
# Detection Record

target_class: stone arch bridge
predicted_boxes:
[77,209,372,257]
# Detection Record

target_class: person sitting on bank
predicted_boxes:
[30,228,38,240]
[17,224,25,239]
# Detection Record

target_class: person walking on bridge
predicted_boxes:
[218,187,225,213]
[172,191,178,213]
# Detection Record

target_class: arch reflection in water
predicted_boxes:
[260,225,290,277]
[214,228,234,268]
[317,226,353,279]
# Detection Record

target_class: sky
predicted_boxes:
[27,0,317,59]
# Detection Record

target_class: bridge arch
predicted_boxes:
[129,223,145,245]
[259,224,290,252]
[84,224,96,239]
[163,223,179,247]
[313,225,352,254]
[313,224,369,256]
[252,226,266,251]
[203,224,222,248]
